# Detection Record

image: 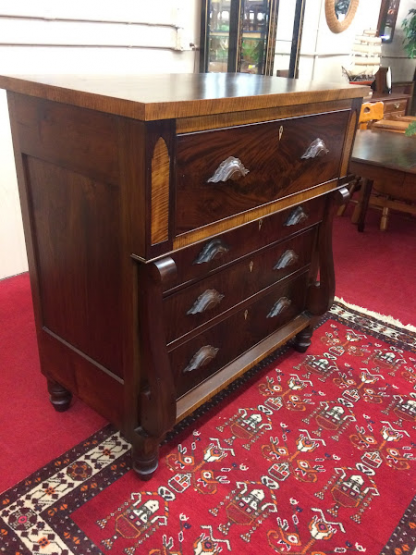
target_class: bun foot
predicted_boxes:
[293,325,313,353]
[132,445,159,481]
[47,379,72,412]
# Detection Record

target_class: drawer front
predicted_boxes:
[164,228,316,344]
[384,99,408,117]
[165,196,324,292]
[171,271,308,399]
[176,111,348,233]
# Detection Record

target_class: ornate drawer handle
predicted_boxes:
[394,102,400,109]
[274,249,299,270]
[284,206,308,227]
[183,345,219,373]
[267,297,292,318]
[301,138,329,159]
[187,289,225,315]
[193,238,230,265]
[207,156,249,183]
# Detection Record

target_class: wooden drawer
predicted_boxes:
[175,110,348,233]
[164,228,316,344]
[165,196,324,292]
[170,271,308,398]
[383,98,408,118]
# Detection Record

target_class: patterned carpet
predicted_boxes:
[1,301,415,555]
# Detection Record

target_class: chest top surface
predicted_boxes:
[0,73,369,121]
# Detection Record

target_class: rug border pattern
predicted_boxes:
[1,300,415,555]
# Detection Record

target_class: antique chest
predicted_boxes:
[0,73,367,478]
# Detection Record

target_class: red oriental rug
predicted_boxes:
[1,301,416,555]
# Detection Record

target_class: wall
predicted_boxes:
[0,0,199,280]
[299,0,382,82]
[274,0,415,84]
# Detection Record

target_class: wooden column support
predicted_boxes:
[132,257,178,480]
[306,187,350,316]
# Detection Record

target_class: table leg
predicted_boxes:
[357,178,374,232]
[380,206,389,231]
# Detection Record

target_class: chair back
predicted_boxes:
[359,102,384,129]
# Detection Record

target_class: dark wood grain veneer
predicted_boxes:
[164,229,316,345]
[176,111,349,233]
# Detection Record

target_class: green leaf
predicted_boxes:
[401,9,416,58]
[404,121,416,136]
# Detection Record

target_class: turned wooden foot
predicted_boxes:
[131,441,159,481]
[293,325,313,353]
[47,379,72,412]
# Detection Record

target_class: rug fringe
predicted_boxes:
[334,296,416,333]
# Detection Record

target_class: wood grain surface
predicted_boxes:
[176,111,348,233]
[0,73,369,121]
[351,129,416,173]
[164,228,316,345]
[151,137,170,244]
[152,197,324,293]
[176,99,352,133]
[171,271,308,399]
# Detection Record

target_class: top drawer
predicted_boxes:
[175,110,349,234]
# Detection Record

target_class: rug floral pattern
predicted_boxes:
[1,302,416,555]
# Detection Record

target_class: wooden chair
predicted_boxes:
[358,101,384,129]
[338,101,384,216]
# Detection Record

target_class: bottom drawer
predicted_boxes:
[171,271,309,398]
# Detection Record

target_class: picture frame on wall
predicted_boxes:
[377,0,401,43]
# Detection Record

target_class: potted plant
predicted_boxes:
[402,8,416,58]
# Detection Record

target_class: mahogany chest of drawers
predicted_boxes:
[0,73,367,479]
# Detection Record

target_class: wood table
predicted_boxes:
[350,129,416,231]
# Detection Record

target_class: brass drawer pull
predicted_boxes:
[207,156,249,183]
[187,289,224,315]
[183,345,219,373]
[274,249,299,270]
[284,206,308,227]
[193,238,230,265]
[267,297,291,318]
[394,102,401,109]
[301,138,329,159]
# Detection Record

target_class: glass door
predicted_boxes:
[201,0,279,74]
[238,0,272,74]
[200,0,305,78]
[204,0,232,73]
